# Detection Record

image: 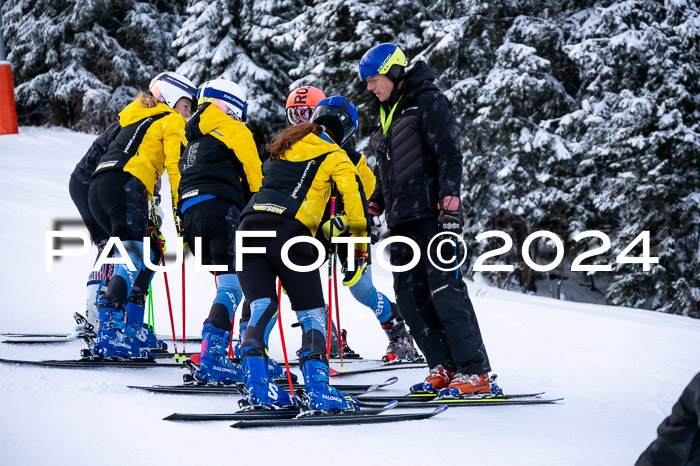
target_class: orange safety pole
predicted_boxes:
[0,14,18,136]
[0,62,17,135]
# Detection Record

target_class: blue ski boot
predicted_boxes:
[241,351,293,408]
[92,297,146,358]
[194,324,244,384]
[301,357,359,413]
[122,295,167,352]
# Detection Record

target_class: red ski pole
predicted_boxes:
[325,195,336,358]
[150,198,178,355]
[333,253,344,369]
[276,280,294,395]
[181,257,186,355]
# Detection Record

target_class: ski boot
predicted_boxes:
[190,324,243,384]
[437,374,502,399]
[122,295,167,353]
[300,356,359,413]
[90,297,149,358]
[444,372,492,396]
[410,364,454,393]
[381,315,421,363]
[241,349,294,408]
[328,324,361,359]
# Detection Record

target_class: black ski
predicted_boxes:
[165,401,399,422]
[1,333,205,345]
[0,356,186,368]
[329,361,427,377]
[357,391,546,403]
[130,376,398,396]
[359,397,563,408]
[231,404,447,428]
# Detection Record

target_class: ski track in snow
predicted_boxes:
[1,127,699,465]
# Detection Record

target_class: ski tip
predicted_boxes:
[384,400,399,410]
[385,376,398,385]
[329,367,340,377]
[366,384,381,393]
[434,404,449,415]
[163,413,182,421]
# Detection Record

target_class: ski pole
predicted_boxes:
[147,283,155,332]
[332,251,343,369]
[182,256,186,354]
[150,197,179,355]
[325,193,336,359]
[276,279,294,395]
[173,204,187,356]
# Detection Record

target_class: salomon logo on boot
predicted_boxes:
[301,358,359,412]
[241,354,293,407]
[194,324,243,384]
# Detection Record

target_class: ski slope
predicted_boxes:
[1,127,698,465]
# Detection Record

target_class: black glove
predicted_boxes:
[437,196,463,232]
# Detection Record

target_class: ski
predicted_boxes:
[129,376,398,396]
[1,333,206,344]
[329,361,427,377]
[165,400,399,422]
[356,391,546,403]
[231,404,447,428]
[359,397,563,408]
[0,356,186,368]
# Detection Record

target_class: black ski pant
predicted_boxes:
[182,197,241,275]
[637,371,700,465]
[389,219,490,374]
[69,173,110,244]
[88,171,149,302]
[237,213,326,358]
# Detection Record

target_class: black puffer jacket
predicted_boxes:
[70,120,121,186]
[368,61,463,229]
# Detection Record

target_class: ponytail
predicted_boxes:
[138,92,159,108]
[266,123,327,160]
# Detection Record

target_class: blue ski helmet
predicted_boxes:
[310,96,358,145]
[358,43,408,81]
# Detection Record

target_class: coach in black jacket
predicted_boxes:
[637,372,700,465]
[359,43,492,394]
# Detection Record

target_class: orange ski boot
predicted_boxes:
[423,365,453,390]
[447,373,492,396]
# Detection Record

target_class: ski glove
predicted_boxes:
[342,249,369,287]
[321,214,349,240]
[437,196,463,232]
[147,222,167,253]
[368,201,383,217]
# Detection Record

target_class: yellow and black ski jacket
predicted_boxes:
[242,132,367,238]
[92,98,185,204]
[178,102,262,211]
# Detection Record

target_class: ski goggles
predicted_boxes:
[286,106,314,125]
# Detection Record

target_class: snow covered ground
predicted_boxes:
[1,127,699,465]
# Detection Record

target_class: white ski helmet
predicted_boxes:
[148,71,197,108]
[149,72,197,108]
[197,79,248,122]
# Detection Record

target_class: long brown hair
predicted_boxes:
[266,123,336,159]
[138,92,159,108]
